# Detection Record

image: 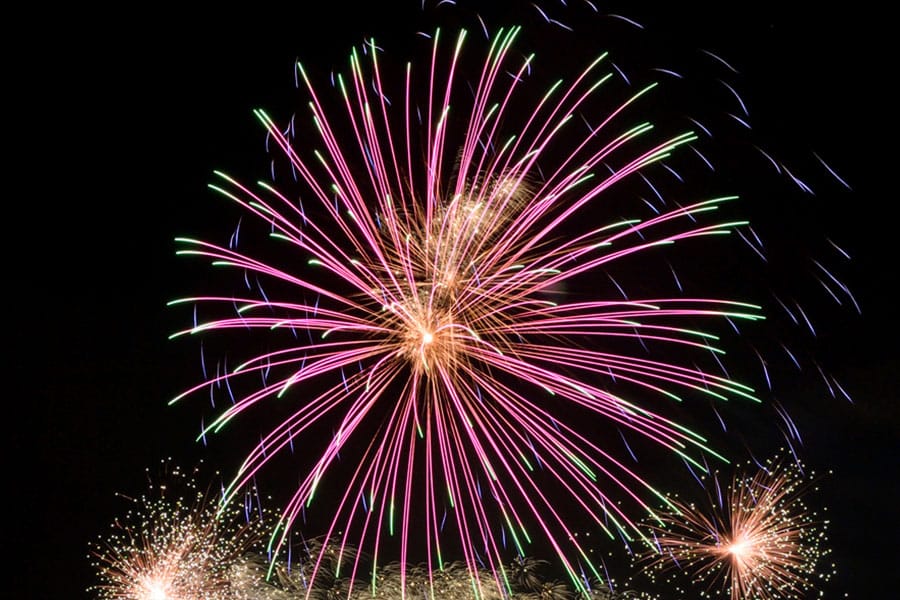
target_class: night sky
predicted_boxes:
[16,2,897,598]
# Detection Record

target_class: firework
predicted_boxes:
[170,11,776,598]
[89,461,270,600]
[638,456,832,599]
[244,543,653,600]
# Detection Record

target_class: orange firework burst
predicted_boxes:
[639,456,832,599]
[88,461,270,600]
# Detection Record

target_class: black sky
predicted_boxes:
[14,2,897,598]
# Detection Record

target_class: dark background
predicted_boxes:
[14,1,896,597]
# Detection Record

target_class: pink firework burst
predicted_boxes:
[169,18,772,598]
[640,456,832,599]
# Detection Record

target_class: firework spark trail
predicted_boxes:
[639,456,831,599]
[171,21,774,598]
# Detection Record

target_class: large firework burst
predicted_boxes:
[639,456,832,599]
[168,10,787,598]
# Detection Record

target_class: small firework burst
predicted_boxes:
[88,461,271,600]
[637,455,833,599]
